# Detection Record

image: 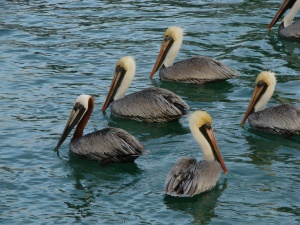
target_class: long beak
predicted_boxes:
[102,68,125,113]
[149,37,173,78]
[241,85,265,126]
[54,104,86,151]
[206,128,228,174]
[267,0,294,30]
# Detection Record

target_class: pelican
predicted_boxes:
[102,56,190,122]
[164,110,228,197]
[55,94,145,163]
[149,26,239,84]
[241,71,300,135]
[267,0,300,40]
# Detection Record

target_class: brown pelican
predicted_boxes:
[267,0,300,40]
[55,94,144,163]
[241,71,300,135]
[164,110,228,197]
[102,56,190,122]
[149,26,239,84]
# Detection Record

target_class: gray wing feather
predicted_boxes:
[160,56,239,84]
[164,157,197,194]
[279,21,300,40]
[164,158,222,197]
[111,87,190,122]
[249,104,300,135]
[70,127,144,163]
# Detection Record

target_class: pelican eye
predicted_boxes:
[164,35,172,41]
[115,65,126,74]
[257,80,267,87]
[205,122,212,129]
[199,122,212,133]
[73,102,83,111]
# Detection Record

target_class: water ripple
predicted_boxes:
[1,0,300,224]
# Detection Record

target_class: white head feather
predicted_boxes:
[75,94,91,110]
[163,26,184,68]
[254,71,276,112]
[189,110,216,161]
[113,56,136,100]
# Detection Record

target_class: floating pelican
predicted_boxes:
[267,0,300,40]
[149,26,239,84]
[241,71,300,135]
[102,56,190,122]
[55,94,144,163]
[164,110,228,197]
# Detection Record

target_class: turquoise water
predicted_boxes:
[1,1,300,224]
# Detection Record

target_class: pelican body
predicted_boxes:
[55,95,144,163]
[102,56,190,122]
[267,0,300,40]
[241,71,300,135]
[149,26,239,84]
[164,110,228,197]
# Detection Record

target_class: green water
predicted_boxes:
[1,0,300,224]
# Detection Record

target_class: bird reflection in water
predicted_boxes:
[60,153,144,217]
[244,131,299,168]
[164,179,227,224]
[106,115,190,142]
[151,79,235,104]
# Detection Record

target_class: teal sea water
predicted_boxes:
[1,1,300,224]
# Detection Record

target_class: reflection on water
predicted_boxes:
[151,79,236,104]
[164,180,227,224]
[66,152,144,179]
[106,114,190,141]
[1,0,300,224]
[267,35,300,69]
[244,131,283,167]
[62,153,144,218]
[243,128,300,173]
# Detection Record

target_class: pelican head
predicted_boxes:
[241,71,276,126]
[102,56,136,112]
[149,26,184,78]
[189,110,228,174]
[55,94,93,151]
[267,0,298,30]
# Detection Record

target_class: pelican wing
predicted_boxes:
[164,157,197,195]
[160,56,239,84]
[70,127,144,163]
[164,158,222,197]
[249,104,300,135]
[279,21,300,40]
[111,87,190,122]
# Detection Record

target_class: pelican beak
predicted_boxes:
[149,36,174,78]
[54,103,86,151]
[206,127,228,174]
[267,0,295,30]
[241,84,266,126]
[102,66,126,113]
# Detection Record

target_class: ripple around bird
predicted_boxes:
[0,1,300,224]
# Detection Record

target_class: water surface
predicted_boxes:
[1,0,300,224]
